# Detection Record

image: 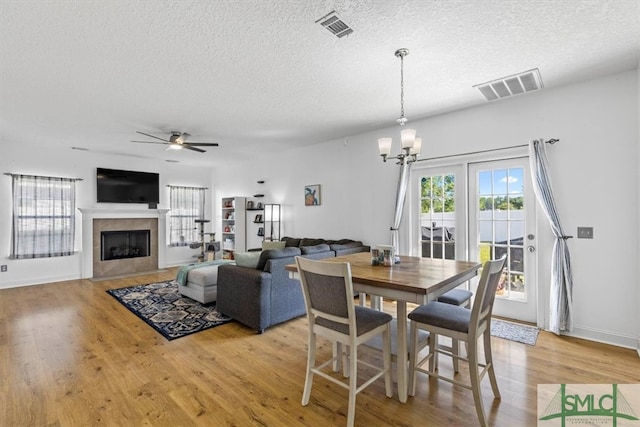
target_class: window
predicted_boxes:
[169,186,205,246]
[419,173,456,260]
[11,174,77,259]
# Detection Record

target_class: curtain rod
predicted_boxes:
[416,138,559,163]
[4,172,83,181]
[166,185,209,189]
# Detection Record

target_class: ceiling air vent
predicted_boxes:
[474,68,543,102]
[315,11,353,38]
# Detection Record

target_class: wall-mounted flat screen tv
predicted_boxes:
[97,168,159,204]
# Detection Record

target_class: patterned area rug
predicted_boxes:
[491,318,539,345]
[107,281,231,340]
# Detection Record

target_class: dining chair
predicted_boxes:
[437,287,473,358]
[408,256,507,427]
[295,256,393,427]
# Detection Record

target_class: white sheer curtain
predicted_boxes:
[11,174,76,259]
[169,186,205,246]
[529,139,573,334]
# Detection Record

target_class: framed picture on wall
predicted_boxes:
[305,184,321,206]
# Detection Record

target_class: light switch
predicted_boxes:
[577,227,593,239]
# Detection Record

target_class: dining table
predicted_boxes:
[286,251,482,403]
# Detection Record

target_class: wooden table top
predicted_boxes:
[286,252,481,297]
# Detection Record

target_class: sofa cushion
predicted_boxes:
[257,247,302,271]
[329,241,363,251]
[336,238,356,245]
[262,240,286,250]
[234,251,261,268]
[300,243,331,255]
[300,238,325,247]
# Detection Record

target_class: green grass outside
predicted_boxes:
[479,243,490,263]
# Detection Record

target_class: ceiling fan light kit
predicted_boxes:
[132,131,219,153]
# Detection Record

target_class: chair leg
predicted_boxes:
[429,333,438,372]
[341,344,351,378]
[302,332,316,406]
[347,343,358,427]
[382,326,393,398]
[467,337,488,427]
[483,329,501,399]
[452,338,460,373]
[408,320,418,396]
[333,342,340,372]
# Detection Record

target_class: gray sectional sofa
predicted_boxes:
[217,238,369,333]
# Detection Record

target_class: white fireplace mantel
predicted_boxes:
[78,208,170,278]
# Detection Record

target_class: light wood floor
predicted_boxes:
[2,268,639,426]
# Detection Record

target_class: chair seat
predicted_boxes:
[437,288,472,306]
[316,305,392,336]
[408,301,471,333]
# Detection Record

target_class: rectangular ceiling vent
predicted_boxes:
[315,11,353,38]
[474,68,543,102]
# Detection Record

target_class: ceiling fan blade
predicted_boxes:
[136,131,169,142]
[131,140,169,145]
[184,145,206,153]
[182,142,219,147]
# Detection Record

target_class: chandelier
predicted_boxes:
[377,48,422,163]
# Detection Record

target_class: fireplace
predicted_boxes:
[79,208,169,279]
[101,230,151,261]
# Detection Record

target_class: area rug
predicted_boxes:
[107,281,231,340]
[491,318,539,345]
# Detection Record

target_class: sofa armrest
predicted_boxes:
[263,257,307,326]
[217,265,272,332]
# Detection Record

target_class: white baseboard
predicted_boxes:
[566,325,640,352]
[0,273,79,290]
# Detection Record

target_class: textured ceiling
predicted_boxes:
[1,0,639,166]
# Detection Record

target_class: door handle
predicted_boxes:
[527,246,536,253]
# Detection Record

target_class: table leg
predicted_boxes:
[359,292,367,307]
[396,301,408,403]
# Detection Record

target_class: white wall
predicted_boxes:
[637,60,640,355]
[1,68,638,349]
[0,144,215,288]
[214,68,639,349]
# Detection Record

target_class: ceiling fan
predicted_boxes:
[132,131,219,153]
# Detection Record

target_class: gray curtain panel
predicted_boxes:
[11,174,76,258]
[529,139,574,334]
[169,186,205,245]
[391,160,412,261]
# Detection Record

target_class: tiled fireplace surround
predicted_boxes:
[79,208,169,279]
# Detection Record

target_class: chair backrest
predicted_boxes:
[470,255,507,334]
[295,256,356,333]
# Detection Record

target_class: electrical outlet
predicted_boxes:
[0,265,7,272]
[577,227,594,239]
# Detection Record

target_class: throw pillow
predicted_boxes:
[262,240,286,250]
[282,237,301,247]
[234,251,261,269]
